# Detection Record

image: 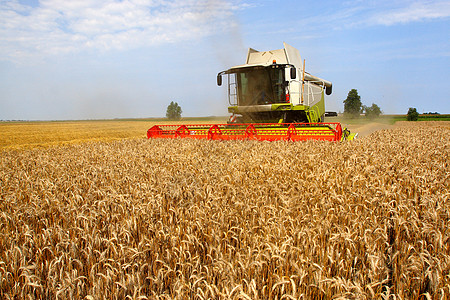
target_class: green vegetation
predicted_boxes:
[166,101,182,120]
[363,103,382,119]
[343,89,383,120]
[407,107,419,121]
[343,89,362,118]
[415,114,450,121]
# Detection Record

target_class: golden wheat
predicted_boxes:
[0,118,226,150]
[0,121,449,299]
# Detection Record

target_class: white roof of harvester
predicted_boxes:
[227,42,332,89]
[229,42,303,71]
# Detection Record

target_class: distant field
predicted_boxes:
[0,117,227,149]
[416,114,450,121]
[1,115,448,149]
[325,115,398,124]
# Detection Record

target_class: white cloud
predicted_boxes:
[291,1,450,33]
[0,0,244,63]
[370,1,450,26]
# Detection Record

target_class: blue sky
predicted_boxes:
[0,0,449,120]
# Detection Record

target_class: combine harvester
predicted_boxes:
[147,43,356,141]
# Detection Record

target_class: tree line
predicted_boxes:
[343,89,382,119]
[343,89,420,121]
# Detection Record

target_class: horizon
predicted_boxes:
[2,112,447,123]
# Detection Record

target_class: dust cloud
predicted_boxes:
[203,0,246,68]
[346,122,395,138]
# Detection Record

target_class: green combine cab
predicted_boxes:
[217,43,333,124]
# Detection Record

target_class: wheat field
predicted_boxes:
[0,121,449,299]
[0,118,227,150]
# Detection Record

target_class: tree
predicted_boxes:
[364,103,382,119]
[166,101,182,120]
[407,107,419,121]
[343,89,362,118]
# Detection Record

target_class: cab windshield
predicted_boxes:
[232,66,286,106]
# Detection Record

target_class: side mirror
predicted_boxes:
[326,85,332,95]
[217,74,222,86]
[290,67,296,80]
